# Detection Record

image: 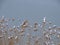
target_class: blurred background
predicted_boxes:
[0,0,60,26]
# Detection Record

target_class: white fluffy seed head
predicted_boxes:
[1,16,5,19]
[13,25,15,28]
[54,30,56,32]
[15,36,18,39]
[43,17,46,23]
[58,32,60,34]
[48,27,52,30]
[52,25,57,28]
[57,35,60,38]
[8,37,11,39]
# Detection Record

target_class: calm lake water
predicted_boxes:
[0,0,60,26]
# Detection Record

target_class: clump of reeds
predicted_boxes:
[8,36,15,45]
[0,16,60,45]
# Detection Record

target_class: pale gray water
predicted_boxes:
[0,0,60,26]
